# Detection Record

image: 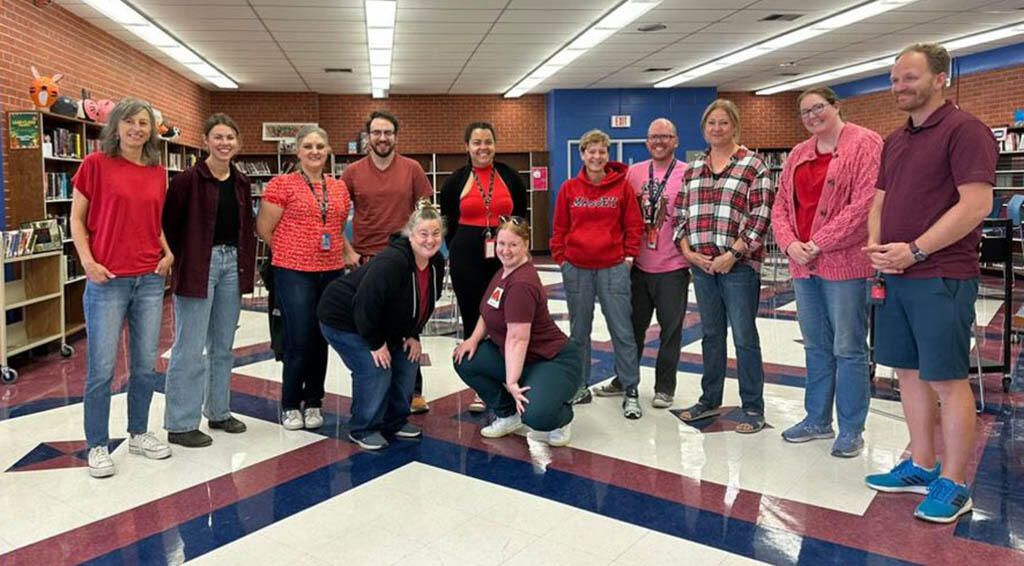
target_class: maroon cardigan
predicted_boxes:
[162,160,256,297]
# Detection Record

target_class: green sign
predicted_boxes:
[8,112,40,149]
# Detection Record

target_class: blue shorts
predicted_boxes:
[873,276,978,381]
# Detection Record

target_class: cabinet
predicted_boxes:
[0,250,73,382]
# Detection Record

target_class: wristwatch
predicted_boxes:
[909,241,928,262]
[731,249,743,260]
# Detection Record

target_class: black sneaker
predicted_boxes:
[622,389,642,420]
[167,430,213,448]
[569,385,593,405]
[208,416,247,434]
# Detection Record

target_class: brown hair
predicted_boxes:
[897,43,950,77]
[99,98,163,166]
[797,86,843,119]
[497,216,530,247]
[700,99,741,142]
[203,112,240,137]
[579,129,610,152]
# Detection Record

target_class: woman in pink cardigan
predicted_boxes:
[771,86,882,458]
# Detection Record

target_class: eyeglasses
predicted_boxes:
[646,134,677,142]
[498,215,526,225]
[799,103,828,118]
[369,129,395,138]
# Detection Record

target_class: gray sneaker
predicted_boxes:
[394,422,422,438]
[622,390,642,420]
[781,419,835,443]
[569,385,592,405]
[651,392,673,409]
[349,431,388,450]
[593,380,625,397]
[831,431,865,458]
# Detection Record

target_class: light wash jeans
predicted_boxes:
[560,261,639,389]
[164,246,242,432]
[792,276,870,434]
[83,272,166,448]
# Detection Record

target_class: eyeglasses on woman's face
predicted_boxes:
[799,102,829,118]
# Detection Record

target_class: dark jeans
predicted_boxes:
[691,264,765,414]
[450,225,502,339]
[455,339,582,431]
[611,267,690,395]
[320,323,418,438]
[274,267,344,411]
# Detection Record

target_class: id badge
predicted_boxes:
[867,276,885,305]
[645,227,658,250]
[486,286,504,308]
[484,238,496,259]
[320,232,331,250]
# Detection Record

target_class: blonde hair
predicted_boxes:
[700,99,741,142]
[403,199,446,236]
[579,129,610,152]
[497,217,530,247]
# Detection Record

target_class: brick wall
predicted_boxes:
[0,0,210,215]
[718,91,808,149]
[211,92,547,154]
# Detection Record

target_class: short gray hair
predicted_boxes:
[295,125,330,150]
[99,98,162,166]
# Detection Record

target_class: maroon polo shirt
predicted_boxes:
[876,100,997,279]
[480,262,567,362]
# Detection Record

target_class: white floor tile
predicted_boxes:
[503,537,611,566]
[430,518,537,566]
[612,530,732,566]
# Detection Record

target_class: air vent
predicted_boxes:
[637,23,667,32]
[777,72,801,76]
[761,14,803,22]
[643,67,672,73]
[324,68,353,73]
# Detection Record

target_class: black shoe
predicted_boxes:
[622,388,642,420]
[569,385,593,405]
[167,430,212,448]
[208,416,247,434]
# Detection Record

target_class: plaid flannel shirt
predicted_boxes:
[672,148,775,271]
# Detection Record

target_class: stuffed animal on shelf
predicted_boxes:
[78,89,99,121]
[50,94,78,117]
[160,125,181,141]
[94,99,115,123]
[29,65,63,108]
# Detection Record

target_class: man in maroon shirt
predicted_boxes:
[863,43,996,523]
[342,110,434,412]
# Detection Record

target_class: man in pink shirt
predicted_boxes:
[593,118,689,409]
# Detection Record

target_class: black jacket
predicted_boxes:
[439,161,528,247]
[317,233,445,349]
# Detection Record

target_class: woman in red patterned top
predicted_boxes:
[672,99,775,433]
[256,126,358,430]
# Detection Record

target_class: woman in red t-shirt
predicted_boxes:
[770,86,881,457]
[452,217,583,446]
[256,126,358,431]
[439,121,528,413]
[70,98,175,479]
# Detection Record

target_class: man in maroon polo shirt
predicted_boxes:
[863,43,997,523]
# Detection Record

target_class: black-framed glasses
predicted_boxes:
[799,103,828,118]
[646,134,677,142]
[369,129,395,138]
[498,215,526,225]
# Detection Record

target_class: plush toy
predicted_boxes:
[160,125,181,141]
[78,89,98,121]
[50,95,78,117]
[94,99,115,123]
[29,65,63,108]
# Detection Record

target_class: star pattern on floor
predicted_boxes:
[5,439,125,473]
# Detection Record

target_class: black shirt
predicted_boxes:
[212,173,239,246]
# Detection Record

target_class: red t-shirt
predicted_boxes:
[341,155,433,255]
[71,152,166,276]
[262,172,350,272]
[794,151,832,242]
[416,265,429,327]
[459,166,513,227]
[480,262,567,362]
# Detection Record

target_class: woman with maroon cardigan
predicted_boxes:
[770,86,882,458]
[162,113,256,447]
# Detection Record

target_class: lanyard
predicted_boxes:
[642,158,676,225]
[471,166,495,234]
[299,171,328,226]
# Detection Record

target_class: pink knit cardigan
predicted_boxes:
[771,122,883,280]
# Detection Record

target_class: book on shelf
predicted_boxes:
[1001,131,1023,153]
[235,161,273,176]
[166,152,184,170]
[3,229,37,259]
[66,255,81,279]
[45,172,72,199]
[48,127,82,159]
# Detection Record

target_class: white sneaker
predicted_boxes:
[88,446,115,478]
[548,423,572,447]
[304,407,324,429]
[282,409,304,430]
[128,432,171,460]
[481,414,522,438]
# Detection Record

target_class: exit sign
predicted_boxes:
[611,115,631,128]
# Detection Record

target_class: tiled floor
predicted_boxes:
[0,265,1022,565]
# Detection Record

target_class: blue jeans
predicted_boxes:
[275,267,344,410]
[320,323,418,438]
[792,276,870,434]
[560,262,639,389]
[164,246,242,432]
[691,264,764,413]
[83,273,166,448]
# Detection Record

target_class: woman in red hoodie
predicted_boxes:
[550,129,644,419]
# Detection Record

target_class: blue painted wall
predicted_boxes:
[545,87,717,205]
[833,40,1024,99]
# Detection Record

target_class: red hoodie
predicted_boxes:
[549,161,643,269]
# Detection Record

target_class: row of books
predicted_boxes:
[251,181,268,197]
[66,255,83,280]
[45,172,72,200]
[43,128,84,159]
[1000,131,1024,153]
[3,229,40,258]
[235,161,274,176]
[759,151,789,169]
[166,152,198,171]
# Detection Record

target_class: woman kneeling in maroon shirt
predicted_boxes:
[453,217,582,446]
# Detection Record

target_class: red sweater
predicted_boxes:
[550,161,643,269]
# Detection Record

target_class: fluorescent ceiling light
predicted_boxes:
[655,0,918,88]
[754,21,1024,95]
[364,1,396,98]
[505,0,661,98]
[82,0,236,89]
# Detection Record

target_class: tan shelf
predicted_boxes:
[65,275,87,285]
[4,250,62,264]
[4,321,62,357]
[65,322,86,336]
[4,280,61,310]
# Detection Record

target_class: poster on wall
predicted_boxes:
[530,166,548,191]
[262,122,318,142]
[8,112,40,149]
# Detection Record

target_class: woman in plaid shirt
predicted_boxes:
[672,99,775,433]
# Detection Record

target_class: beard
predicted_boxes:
[371,141,394,158]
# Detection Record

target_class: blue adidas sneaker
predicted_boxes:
[914,477,973,523]
[865,459,940,494]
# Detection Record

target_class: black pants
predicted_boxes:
[611,267,690,396]
[449,226,501,339]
